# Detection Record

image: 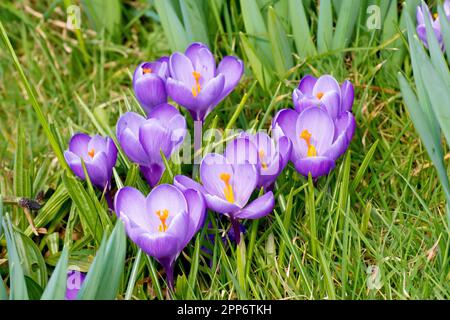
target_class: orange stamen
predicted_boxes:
[88,148,95,158]
[143,67,152,74]
[259,149,268,170]
[156,209,169,232]
[220,173,235,203]
[316,92,324,100]
[300,129,317,157]
[192,71,202,97]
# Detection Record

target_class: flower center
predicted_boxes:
[88,148,95,158]
[434,13,439,20]
[156,209,169,232]
[258,149,268,170]
[316,92,324,100]
[220,173,235,203]
[191,71,202,97]
[142,67,152,74]
[300,129,317,157]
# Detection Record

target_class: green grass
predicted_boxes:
[0,0,449,300]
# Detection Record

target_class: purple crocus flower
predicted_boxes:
[273,106,355,178]
[166,42,244,122]
[133,57,170,115]
[65,270,86,300]
[174,153,275,244]
[416,0,450,50]
[64,133,117,190]
[292,74,354,119]
[224,132,291,190]
[114,184,206,289]
[116,103,186,187]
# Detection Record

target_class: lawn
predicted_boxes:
[0,0,449,300]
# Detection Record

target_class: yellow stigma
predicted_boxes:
[88,148,95,158]
[316,92,324,100]
[259,149,268,170]
[191,71,202,97]
[142,67,152,74]
[220,173,235,203]
[300,129,317,157]
[156,209,169,232]
[434,13,439,20]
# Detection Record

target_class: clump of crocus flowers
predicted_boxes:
[63,42,356,292]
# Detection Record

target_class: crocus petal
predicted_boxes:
[313,75,341,96]
[200,153,233,199]
[224,137,259,166]
[273,109,301,159]
[133,74,167,114]
[86,152,109,188]
[136,232,180,261]
[319,91,341,119]
[293,157,335,178]
[69,133,91,160]
[105,138,118,169]
[183,189,207,244]
[173,175,206,194]
[139,120,174,163]
[296,106,335,157]
[114,187,149,230]
[169,52,195,87]
[340,80,355,112]
[166,78,200,109]
[235,191,275,220]
[64,151,85,180]
[140,164,164,188]
[185,43,216,82]
[324,111,356,160]
[149,103,186,148]
[146,184,188,228]
[193,74,225,118]
[116,112,148,165]
[232,163,258,207]
[298,75,317,94]
[278,135,292,169]
[87,135,107,155]
[204,194,241,214]
[214,56,244,105]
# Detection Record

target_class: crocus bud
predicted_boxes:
[64,133,117,190]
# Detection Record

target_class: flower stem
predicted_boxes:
[105,190,114,212]
[231,217,241,245]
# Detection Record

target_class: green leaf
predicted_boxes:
[180,0,210,46]
[13,119,27,198]
[12,228,48,288]
[288,0,316,58]
[81,0,121,40]
[239,32,272,91]
[398,74,450,202]
[154,0,189,52]
[317,0,333,53]
[332,0,361,50]
[77,221,126,300]
[41,247,69,300]
[240,0,273,67]
[3,215,29,300]
[62,172,106,245]
[26,184,69,237]
[267,6,293,77]
[24,276,43,300]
